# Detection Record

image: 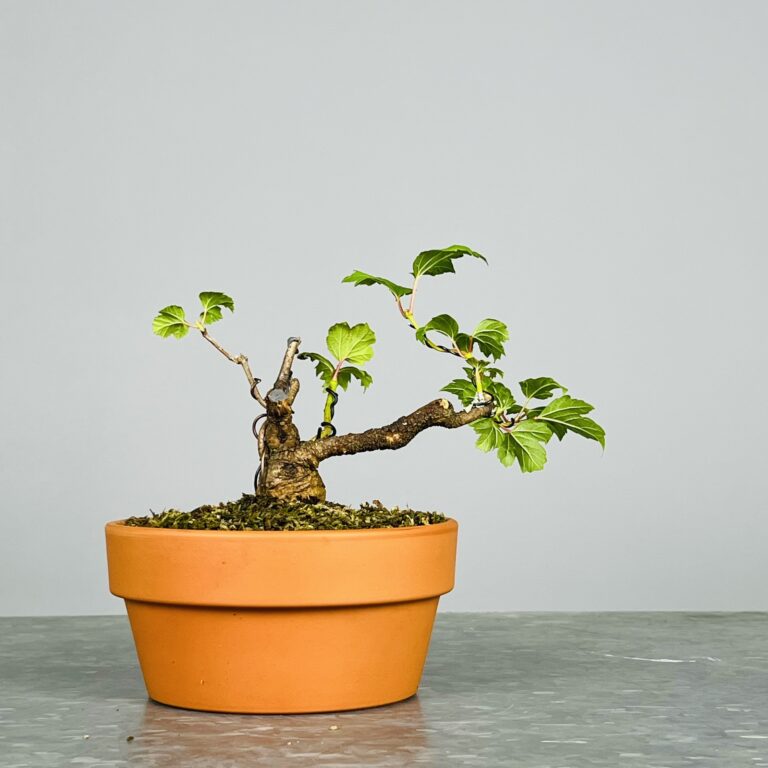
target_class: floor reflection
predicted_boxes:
[127,694,433,766]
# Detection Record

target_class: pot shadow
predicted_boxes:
[118,695,433,767]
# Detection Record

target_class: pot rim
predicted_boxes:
[105,517,457,540]
[106,518,458,607]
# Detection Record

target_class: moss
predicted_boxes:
[124,494,446,531]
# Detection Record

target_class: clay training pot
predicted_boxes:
[105,518,458,713]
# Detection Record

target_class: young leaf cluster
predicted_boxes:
[343,245,605,473]
[299,322,376,392]
[469,383,605,473]
[152,292,235,337]
[298,322,377,438]
[342,245,485,300]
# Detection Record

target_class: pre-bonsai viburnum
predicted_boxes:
[134,245,604,526]
[106,246,604,713]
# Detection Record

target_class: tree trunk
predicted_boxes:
[256,355,328,503]
[260,452,327,502]
[253,338,492,505]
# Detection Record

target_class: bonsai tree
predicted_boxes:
[153,246,604,504]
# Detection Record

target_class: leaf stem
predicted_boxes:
[474,366,484,397]
[407,275,421,314]
[320,378,339,438]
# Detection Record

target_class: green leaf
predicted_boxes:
[198,292,234,325]
[415,314,459,345]
[463,364,503,381]
[336,366,373,391]
[412,245,487,278]
[539,395,594,420]
[561,416,604,445]
[549,423,568,440]
[326,322,376,365]
[441,378,477,407]
[537,395,605,447]
[473,417,551,471]
[508,421,552,472]
[298,351,335,385]
[472,319,509,360]
[496,433,517,467]
[519,376,566,401]
[152,305,189,339]
[486,381,516,414]
[299,351,373,392]
[454,333,474,355]
[471,418,499,452]
[342,271,413,300]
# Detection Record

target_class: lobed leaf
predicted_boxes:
[537,395,605,447]
[342,270,413,300]
[337,366,373,391]
[415,314,460,346]
[454,332,474,355]
[298,351,335,385]
[560,416,604,445]
[472,418,499,452]
[485,380,516,414]
[198,292,234,325]
[412,245,486,278]
[463,363,504,381]
[507,421,552,472]
[326,322,376,365]
[496,434,517,467]
[441,378,477,407]
[519,376,566,401]
[472,414,553,471]
[539,395,594,420]
[472,318,509,360]
[152,305,189,339]
[546,421,568,440]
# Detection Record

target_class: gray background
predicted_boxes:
[1,1,765,616]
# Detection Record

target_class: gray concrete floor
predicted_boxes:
[1,614,767,767]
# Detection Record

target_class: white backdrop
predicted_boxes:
[1,0,766,615]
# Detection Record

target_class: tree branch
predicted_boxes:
[296,398,493,464]
[200,328,266,407]
[274,336,301,391]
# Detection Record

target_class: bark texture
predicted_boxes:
[295,398,493,465]
[256,339,327,502]
[256,338,494,503]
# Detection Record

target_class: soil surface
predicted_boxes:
[124,494,446,531]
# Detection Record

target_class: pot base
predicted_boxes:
[126,596,439,714]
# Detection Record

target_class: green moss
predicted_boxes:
[124,494,446,531]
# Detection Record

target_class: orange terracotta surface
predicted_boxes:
[105,519,458,713]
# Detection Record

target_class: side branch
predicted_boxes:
[297,398,493,464]
[200,328,266,407]
[274,336,302,391]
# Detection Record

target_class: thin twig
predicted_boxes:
[200,328,266,407]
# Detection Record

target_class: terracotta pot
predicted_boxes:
[105,518,458,713]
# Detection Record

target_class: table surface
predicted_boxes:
[1,613,767,767]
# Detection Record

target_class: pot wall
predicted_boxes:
[106,519,458,713]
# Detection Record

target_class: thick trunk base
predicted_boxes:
[259,454,327,503]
